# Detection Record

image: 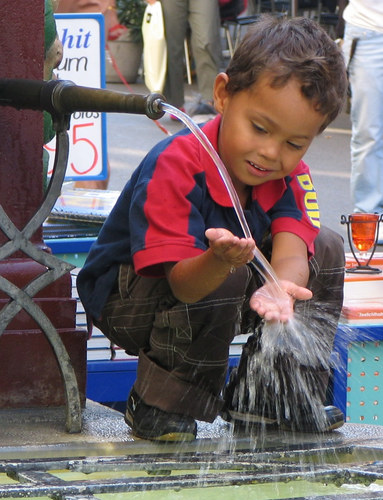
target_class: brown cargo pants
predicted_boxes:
[93,226,345,422]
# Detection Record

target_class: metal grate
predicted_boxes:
[0,447,383,499]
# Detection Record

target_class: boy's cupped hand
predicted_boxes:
[250,279,312,323]
[205,228,255,270]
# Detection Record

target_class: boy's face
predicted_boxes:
[213,72,326,202]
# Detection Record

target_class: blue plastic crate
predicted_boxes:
[86,356,241,410]
[332,324,383,424]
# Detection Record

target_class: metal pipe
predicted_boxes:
[0,79,165,120]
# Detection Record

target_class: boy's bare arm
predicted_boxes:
[270,232,310,287]
[164,228,255,304]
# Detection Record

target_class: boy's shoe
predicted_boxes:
[221,403,344,433]
[125,388,197,442]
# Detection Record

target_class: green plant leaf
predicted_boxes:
[116,0,147,42]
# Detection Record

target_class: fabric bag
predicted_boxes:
[141,2,167,93]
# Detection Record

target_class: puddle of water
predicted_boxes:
[0,473,17,485]
[94,480,375,500]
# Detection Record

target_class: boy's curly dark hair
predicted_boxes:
[225,15,348,132]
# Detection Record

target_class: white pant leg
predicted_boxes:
[343,24,383,214]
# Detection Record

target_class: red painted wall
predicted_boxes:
[0,2,44,244]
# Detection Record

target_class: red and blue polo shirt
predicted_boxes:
[77,115,320,320]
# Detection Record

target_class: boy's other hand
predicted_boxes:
[250,279,312,323]
[205,228,255,270]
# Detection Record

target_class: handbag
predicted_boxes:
[141,2,167,93]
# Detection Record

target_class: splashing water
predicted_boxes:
[161,103,342,433]
[240,309,339,433]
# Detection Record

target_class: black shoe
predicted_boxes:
[125,389,197,442]
[222,402,344,433]
[284,405,345,433]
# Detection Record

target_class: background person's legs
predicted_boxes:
[343,25,383,214]
[161,0,189,109]
[188,0,222,109]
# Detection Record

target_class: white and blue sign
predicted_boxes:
[44,13,108,181]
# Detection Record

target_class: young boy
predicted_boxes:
[77,15,348,442]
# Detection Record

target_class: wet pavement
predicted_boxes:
[1,409,383,500]
[1,398,383,460]
[1,400,383,500]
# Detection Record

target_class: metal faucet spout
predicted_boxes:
[0,78,166,120]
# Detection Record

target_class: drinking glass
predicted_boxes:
[350,213,379,261]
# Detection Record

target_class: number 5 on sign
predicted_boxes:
[44,13,108,181]
[70,122,99,174]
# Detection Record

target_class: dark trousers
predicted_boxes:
[94,226,345,422]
